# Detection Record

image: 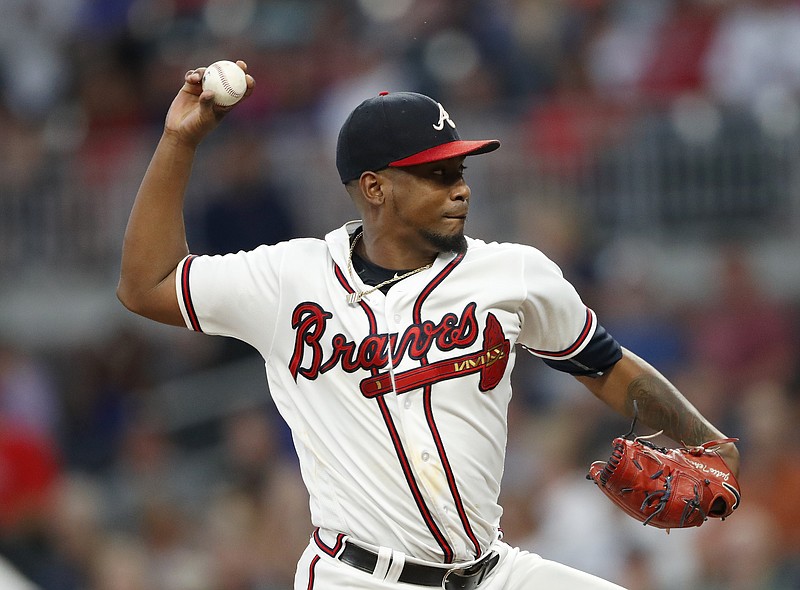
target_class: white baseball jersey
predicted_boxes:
[176,220,597,565]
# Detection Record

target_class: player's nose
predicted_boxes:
[450,179,470,202]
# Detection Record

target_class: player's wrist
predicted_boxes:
[159,128,202,154]
[716,441,740,479]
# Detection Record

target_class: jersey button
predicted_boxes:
[421,451,430,462]
[394,314,401,322]
[404,399,412,409]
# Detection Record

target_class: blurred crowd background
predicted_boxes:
[2,0,800,589]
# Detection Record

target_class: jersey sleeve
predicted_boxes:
[175,246,282,352]
[515,247,622,375]
[540,323,622,376]
[514,249,592,356]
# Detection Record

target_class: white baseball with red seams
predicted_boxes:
[202,60,246,106]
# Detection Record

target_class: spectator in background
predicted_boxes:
[0,416,62,589]
[0,344,64,587]
[729,380,800,587]
[591,240,687,377]
[0,344,61,439]
[199,407,308,589]
[193,130,296,255]
[703,0,800,106]
[58,329,153,472]
[636,0,724,103]
[685,245,799,398]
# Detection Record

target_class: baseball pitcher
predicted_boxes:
[118,61,741,590]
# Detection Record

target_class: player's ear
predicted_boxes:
[358,170,386,206]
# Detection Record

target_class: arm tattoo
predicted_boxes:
[625,375,716,445]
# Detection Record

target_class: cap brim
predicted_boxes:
[389,139,500,168]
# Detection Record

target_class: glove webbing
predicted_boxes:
[599,401,665,486]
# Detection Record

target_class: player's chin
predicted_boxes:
[422,226,467,254]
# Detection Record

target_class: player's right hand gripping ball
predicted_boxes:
[202,60,247,107]
[587,435,741,530]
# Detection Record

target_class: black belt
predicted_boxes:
[337,542,499,589]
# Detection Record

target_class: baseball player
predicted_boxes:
[118,61,740,589]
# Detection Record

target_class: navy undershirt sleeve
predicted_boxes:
[540,323,622,377]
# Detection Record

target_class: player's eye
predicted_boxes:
[432,165,467,179]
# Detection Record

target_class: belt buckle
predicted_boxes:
[441,568,464,590]
[441,552,498,590]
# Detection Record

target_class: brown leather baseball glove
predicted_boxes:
[588,427,741,530]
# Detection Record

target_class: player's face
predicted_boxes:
[383,157,471,254]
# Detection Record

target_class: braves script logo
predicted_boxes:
[433,102,456,131]
[289,302,510,396]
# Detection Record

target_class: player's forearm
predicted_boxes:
[621,363,741,476]
[117,132,195,311]
[578,348,728,446]
[581,350,741,477]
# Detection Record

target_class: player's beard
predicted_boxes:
[420,228,467,254]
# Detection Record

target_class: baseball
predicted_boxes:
[202,60,247,107]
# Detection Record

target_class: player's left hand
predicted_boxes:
[164,60,255,147]
[588,434,741,530]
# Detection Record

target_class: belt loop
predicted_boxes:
[385,550,406,584]
[333,536,347,560]
[372,546,393,580]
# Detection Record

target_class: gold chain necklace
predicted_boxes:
[346,231,433,305]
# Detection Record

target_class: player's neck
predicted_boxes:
[355,228,438,271]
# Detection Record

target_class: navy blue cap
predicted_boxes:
[336,91,500,184]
